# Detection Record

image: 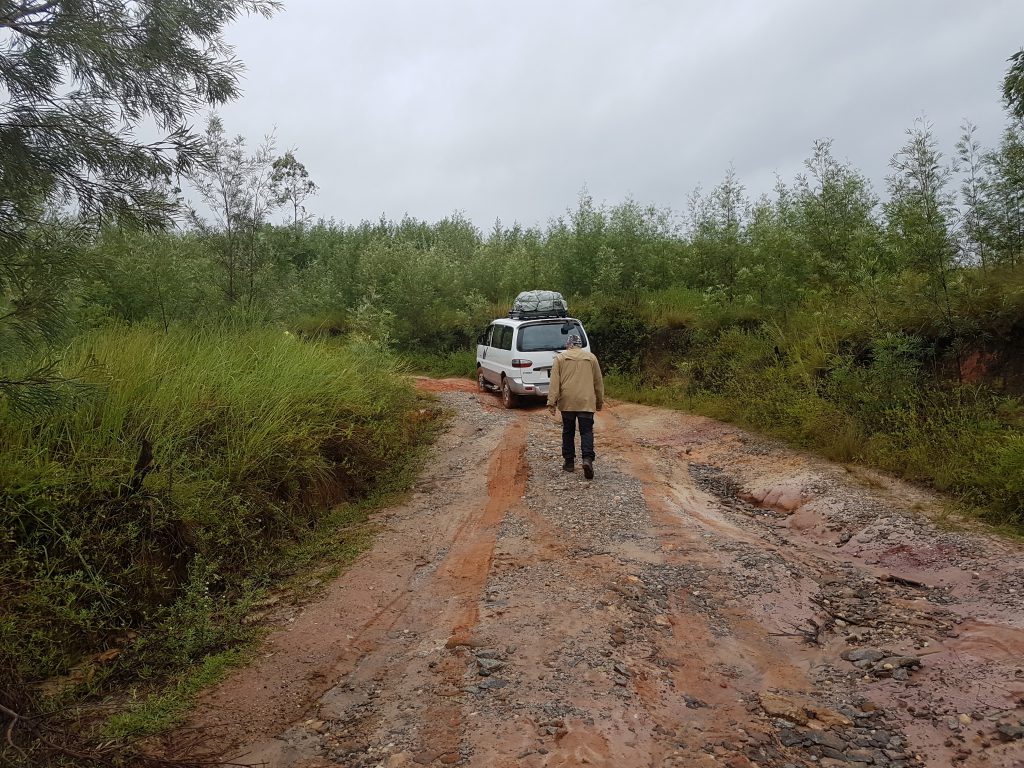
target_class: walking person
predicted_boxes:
[547,333,604,479]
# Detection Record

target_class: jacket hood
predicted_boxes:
[560,347,588,360]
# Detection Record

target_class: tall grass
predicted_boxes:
[0,325,429,713]
[401,348,478,379]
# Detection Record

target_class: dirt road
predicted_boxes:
[171,379,1024,768]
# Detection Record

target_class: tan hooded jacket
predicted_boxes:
[547,348,604,413]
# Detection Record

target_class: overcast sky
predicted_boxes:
[212,0,1023,229]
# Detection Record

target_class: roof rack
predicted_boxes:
[507,308,569,320]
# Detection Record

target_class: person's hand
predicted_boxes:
[548,405,556,416]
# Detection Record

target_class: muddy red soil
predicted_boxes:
[168,379,1024,768]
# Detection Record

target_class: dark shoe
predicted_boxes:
[562,460,575,472]
[583,458,594,480]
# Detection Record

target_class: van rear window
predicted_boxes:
[517,322,587,352]
[497,325,513,350]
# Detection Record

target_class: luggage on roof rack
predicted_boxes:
[508,290,568,319]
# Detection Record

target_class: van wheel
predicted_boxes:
[501,378,517,409]
[477,369,488,392]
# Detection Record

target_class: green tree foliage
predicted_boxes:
[271,150,319,230]
[0,0,279,237]
[794,139,885,287]
[1003,49,1024,121]
[687,167,750,298]
[956,121,991,269]
[981,122,1024,267]
[190,115,285,307]
[744,183,809,309]
[0,0,279,406]
[884,119,959,329]
[0,216,86,411]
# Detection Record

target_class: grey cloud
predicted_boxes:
[214,0,1024,227]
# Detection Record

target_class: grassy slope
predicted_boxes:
[0,326,438,757]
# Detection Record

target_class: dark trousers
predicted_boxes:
[561,411,595,462]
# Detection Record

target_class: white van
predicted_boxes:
[476,316,590,408]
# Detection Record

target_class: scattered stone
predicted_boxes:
[841,648,886,663]
[684,695,708,709]
[806,705,853,729]
[805,728,847,751]
[878,655,921,670]
[870,730,892,747]
[845,748,877,762]
[477,657,506,673]
[758,693,809,725]
[997,722,1024,741]
[779,729,804,747]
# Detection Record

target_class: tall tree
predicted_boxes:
[190,116,279,307]
[687,167,750,298]
[982,123,1024,267]
[885,119,959,333]
[0,0,279,404]
[1003,49,1024,120]
[0,0,278,235]
[956,121,989,268]
[271,150,319,230]
[793,139,883,287]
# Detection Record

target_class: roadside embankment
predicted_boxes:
[0,325,436,758]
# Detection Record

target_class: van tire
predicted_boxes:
[501,378,518,409]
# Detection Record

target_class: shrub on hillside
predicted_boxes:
[0,327,425,701]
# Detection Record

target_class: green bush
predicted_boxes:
[0,325,426,700]
[575,297,657,374]
[601,298,1023,528]
[402,348,478,379]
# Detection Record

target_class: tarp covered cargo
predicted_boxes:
[509,290,568,318]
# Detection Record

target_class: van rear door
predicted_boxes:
[516,320,588,384]
[487,323,515,383]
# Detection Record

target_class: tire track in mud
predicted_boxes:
[416,420,528,766]
[168,382,1024,768]
[458,406,818,768]
[444,420,529,646]
[168,388,525,764]
[602,402,1024,768]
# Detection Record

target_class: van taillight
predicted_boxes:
[511,359,533,368]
